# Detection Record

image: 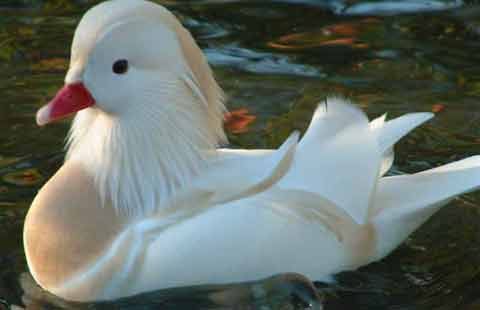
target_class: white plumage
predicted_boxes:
[23,0,480,302]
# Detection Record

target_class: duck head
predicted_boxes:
[36,0,227,216]
[38,0,225,131]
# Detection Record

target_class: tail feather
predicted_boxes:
[370,156,480,260]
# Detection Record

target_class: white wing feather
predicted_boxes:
[371,156,480,259]
[370,112,433,176]
[279,98,381,224]
[191,131,299,204]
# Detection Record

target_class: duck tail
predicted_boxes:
[368,156,480,261]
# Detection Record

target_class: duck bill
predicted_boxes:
[36,82,95,126]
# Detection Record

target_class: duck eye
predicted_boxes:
[112,59,128,74]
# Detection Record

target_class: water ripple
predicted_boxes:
[205,44,324,77]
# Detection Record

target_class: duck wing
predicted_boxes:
[192,131,299,204]
[269,98,379,224]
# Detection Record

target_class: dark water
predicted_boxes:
[1,0,480,309]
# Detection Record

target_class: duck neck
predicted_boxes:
[65,106,225,218]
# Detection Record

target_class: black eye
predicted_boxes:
[112,59,128,74]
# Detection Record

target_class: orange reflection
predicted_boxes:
[224,108,257,134]
[267,19,380,51]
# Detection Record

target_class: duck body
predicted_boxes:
[24,0,480,302]
[24,108,368,301]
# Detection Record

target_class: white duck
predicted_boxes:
[24,0,480,302]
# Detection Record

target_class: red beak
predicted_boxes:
[36,82,95,126]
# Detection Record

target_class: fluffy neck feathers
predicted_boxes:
[66,78,226,218]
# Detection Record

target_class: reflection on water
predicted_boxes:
[17,273,322,309]
[205,44,323,77]
[1,0,480,309]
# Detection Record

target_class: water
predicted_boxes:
[1,0,480,309]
